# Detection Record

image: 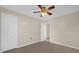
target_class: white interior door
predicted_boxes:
[1,13,18,52]
[41,22,47,41]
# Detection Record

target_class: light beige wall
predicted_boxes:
[0,7,41,47]
[18,16,41,47]
[49,11,79,49]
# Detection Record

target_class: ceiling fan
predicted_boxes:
[33,5,55,17]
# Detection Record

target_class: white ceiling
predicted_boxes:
[1,5,79,21]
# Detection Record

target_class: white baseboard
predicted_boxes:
[17,41,39,48]
[1,41,40,52]
[49,41,79,49]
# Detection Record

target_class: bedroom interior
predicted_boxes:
[0,5,79,53]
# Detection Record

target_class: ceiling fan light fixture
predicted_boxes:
[41,12,47,17]
[33,5,55,17]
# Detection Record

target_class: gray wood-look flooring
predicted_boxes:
[3,41,79,53]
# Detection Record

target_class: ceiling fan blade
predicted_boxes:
[33,11,41,13]
[37,5,42,9]
[48,5,55,10]
[47,12,52,15]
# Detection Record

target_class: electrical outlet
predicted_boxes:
[30,37,32,39]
